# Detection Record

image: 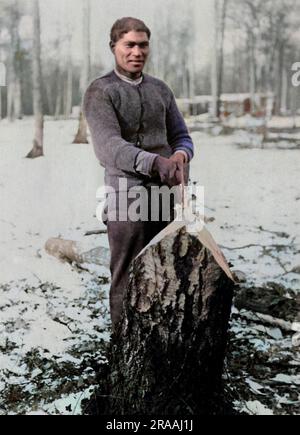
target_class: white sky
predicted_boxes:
[34,0,214,71]
[6,0,300,75]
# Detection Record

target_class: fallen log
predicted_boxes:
[237,310,300,333]
[45,238,110,268]
[84,226,235,415]
[234,283,300,322]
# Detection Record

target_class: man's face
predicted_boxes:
[112,30,150,79]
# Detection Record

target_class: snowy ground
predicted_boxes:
[0,117,299,415]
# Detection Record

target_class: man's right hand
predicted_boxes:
[152,156,181,187]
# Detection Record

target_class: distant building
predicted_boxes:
[176,96,210,118]
[176,93,275,118]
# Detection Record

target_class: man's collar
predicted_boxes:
[114,68,144,86]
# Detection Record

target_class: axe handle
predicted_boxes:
[180,165,188,209]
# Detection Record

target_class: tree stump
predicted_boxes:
[84,227,234,415]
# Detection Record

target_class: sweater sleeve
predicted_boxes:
[83,81,155,174]
[166,92,194,162]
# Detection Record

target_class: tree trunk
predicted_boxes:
[7,81,14,121]
[274,43,284,116]
[45,77,55,116]
[26,0,44,159]
[188,0,196,106]
[7,35,16,122]
[73,0,91,144]
[84,227,234,415]
[54,36,63,120]
[291,90,298,129]
[216,0,227,117]
[281,66,288,114]
[211,0,228,119]
[64,60,73,119]
[72,111,88,144]
[6,0,22,122]
[13,14,22,120]
[211,0,219,119]
[13,76,22,119]
[182,67,189,98]
[64,32,73,119]
[249,32,256,114]
[54,71,62,120]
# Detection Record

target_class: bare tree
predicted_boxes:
[26,0,43,159]
[211,0,228,118]
[4,0,23,121]
[187,0,197,103]
[63,2,73,119]
[64,33,73,119]
[228,0,298,114]
[0,30,7,119]
[43,54,56,116]
[54,35,63,120]
[73,0,91,144]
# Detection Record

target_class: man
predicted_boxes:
[83,17,194,333]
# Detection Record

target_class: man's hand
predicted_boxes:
[170,153,185,185]
[153,154,189,186]
[152,156,180,187]
[170,153,189,185]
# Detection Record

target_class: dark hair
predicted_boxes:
[110,17,151,46]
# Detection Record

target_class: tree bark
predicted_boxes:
[84,227,234,415]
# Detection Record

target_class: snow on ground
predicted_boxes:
[0,118,110,415]
[190,130,300,291]
[0,117,299,415]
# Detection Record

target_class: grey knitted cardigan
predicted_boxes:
[83,70,194,191]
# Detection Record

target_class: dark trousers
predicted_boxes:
[106,185,176,333]
[107,219,170,332]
